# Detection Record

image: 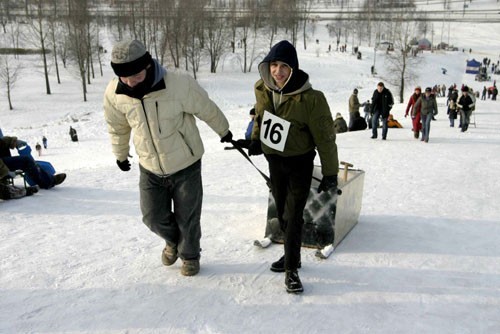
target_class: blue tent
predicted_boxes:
[466,59,481,74]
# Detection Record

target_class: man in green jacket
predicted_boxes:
[249,40,339,293]
[104,40,232,276]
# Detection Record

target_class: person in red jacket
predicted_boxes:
[405,86,422,139]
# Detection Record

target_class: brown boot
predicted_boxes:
[161,245,178,266]
[181,259,200,276]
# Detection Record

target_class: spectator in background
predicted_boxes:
[387,114,403,128]
[414,87,438,142]
[333,112,348,134]
[348,88,361,129]
[0,136,66,189]
[405,86,422,139]
[349,112,368,131]
[363,100,371,126]
[69,126,78,142]
[232,107,256,149]
[457,86,474,132]
[370,82,394,140]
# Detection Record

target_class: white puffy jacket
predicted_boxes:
[104,71,229,175]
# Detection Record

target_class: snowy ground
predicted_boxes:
[2,4,500,334]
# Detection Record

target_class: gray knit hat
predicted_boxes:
[111,40,152,77]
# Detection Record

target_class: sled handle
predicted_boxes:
[340,161,353,182]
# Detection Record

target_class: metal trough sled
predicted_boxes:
[257,163,364,258]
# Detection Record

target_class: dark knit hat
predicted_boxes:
[111,40,152,77]
[249,108,256,115]
[262,40,299,69]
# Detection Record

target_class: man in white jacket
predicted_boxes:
[103,40,232,276]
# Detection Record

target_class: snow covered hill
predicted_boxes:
[1,6,500,334]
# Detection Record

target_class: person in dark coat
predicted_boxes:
[414,87,438,142]
[457,86,474,132]
[370,82,394,140]
[348,88,361,129]
[333,112,348,133]
[363,100,372,126]
[249,40,339,294]
[447,99,458,127]
[349,112,367,131]
[69,126,78,142]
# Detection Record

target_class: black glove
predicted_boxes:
[248,140,263,156]
[220,130,233,143]
[318,175,338,193]
[116,159,131,171]
[16,139,28,148]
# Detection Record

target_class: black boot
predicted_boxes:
[270,255,301,273]
[26,185,39,196]
[285,270,304,293]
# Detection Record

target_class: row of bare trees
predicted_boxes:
[1,0,432,109]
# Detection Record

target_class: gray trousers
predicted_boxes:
[139,160,202,261]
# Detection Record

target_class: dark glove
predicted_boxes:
[220,130,233,143]
[116,159,131,171]
[248,140,263,156]
[16,139,27,148]
[318,175,338,193]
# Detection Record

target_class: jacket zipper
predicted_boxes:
[141,99,166,174]
[156,101,161,134]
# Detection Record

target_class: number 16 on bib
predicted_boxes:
[260,110,291,152]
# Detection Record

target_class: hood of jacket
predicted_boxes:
[258,40,311,96]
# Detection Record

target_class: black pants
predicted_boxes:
[265,151,315,271]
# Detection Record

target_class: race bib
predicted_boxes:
[260,110,290,152]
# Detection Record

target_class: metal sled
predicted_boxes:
[262,163,365,255]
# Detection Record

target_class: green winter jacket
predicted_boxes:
[252,79,339,176]
[415,94,438,116]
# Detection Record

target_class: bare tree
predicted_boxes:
[299,0,313,50]
[48,19,62,84]
[6,21,23,59]
[0,0,14,33]
[382,16,421,103]
[0,55,21,110]
[66,0,90,101]
[327,18,342,51]
[27,0,52,95]
[204,11,228,73]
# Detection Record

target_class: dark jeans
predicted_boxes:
[1,155,54,189]
[139,160,203,261]
[460,109,471,130]
[372,110,388,138]
[266,151,315,271]
[421,113,432,141]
